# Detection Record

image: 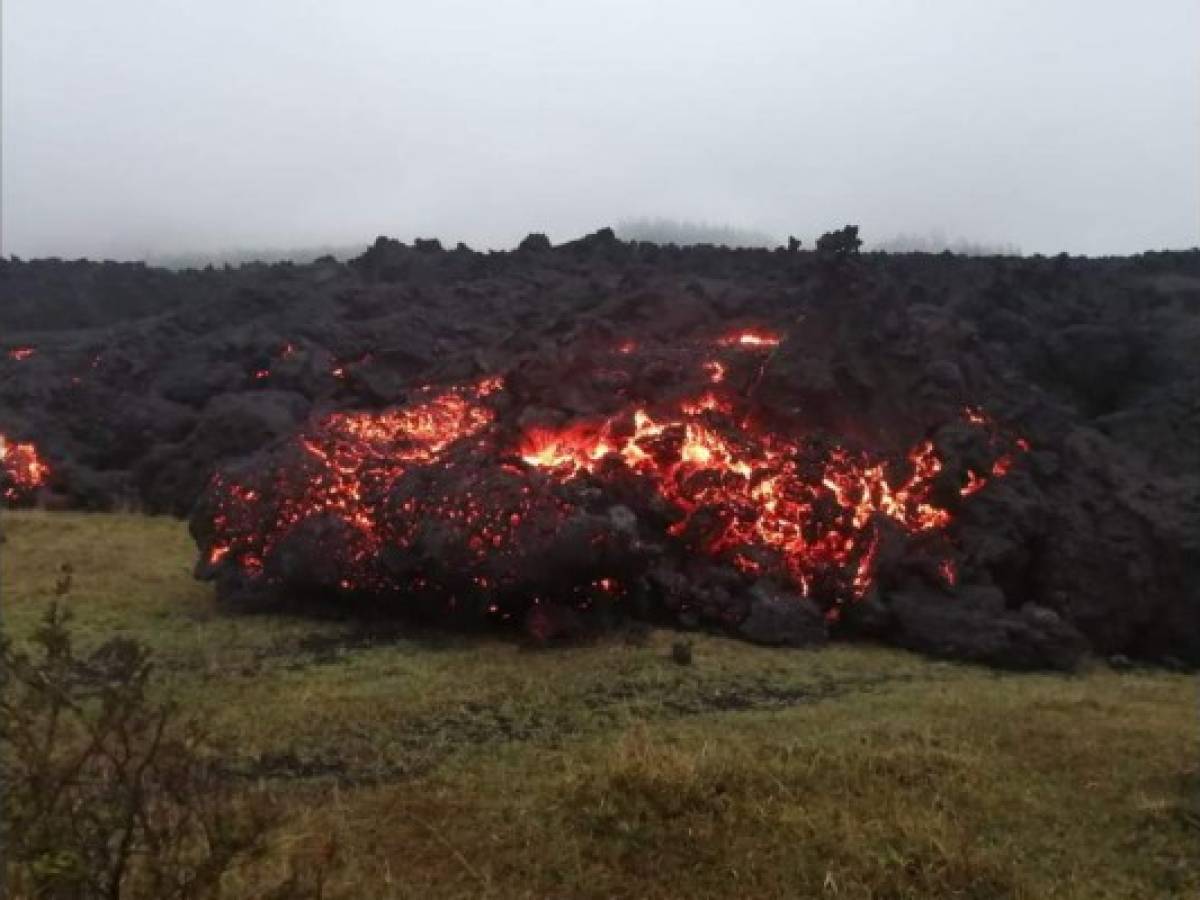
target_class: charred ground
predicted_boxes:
[2,232,1198,667]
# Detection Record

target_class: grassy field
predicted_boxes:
[2,510,1197,898]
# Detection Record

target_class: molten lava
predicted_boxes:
[197,329,1028,622]
[1,434,50,503]
[203,377,500,579]
[517,409,953,601]
[719,330,781,348]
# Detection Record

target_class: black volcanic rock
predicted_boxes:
[517,233,553,253]
[886,588,1088,671]
[739,584,828,647]
[2,238,1198,667]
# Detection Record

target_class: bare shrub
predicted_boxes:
[1,571,332,899]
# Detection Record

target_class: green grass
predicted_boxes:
[2,510,1197,898]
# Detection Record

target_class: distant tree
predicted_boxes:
[815,225,862,261]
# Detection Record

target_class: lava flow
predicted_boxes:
[517,409,951,601]
[203,376,502,580]
[196,330,1028,623]
[1,433,50,503]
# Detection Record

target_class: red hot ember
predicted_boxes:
[1,434,50,503]
[194,331,1028,625]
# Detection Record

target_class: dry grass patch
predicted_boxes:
[2,511,1197,898]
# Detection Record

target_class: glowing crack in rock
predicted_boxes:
[197,329,1028,621]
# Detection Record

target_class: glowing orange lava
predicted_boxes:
[1,434,50,502]
[204,378,500,575]
[518,406,955,601]
[719,330,781,348]
[961,470,987,496]
[199,330,1029,619]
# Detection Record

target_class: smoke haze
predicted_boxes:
[3,0,1198,259]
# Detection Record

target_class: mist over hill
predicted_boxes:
[132,222,1037,270]
[868,230,1022,257]
[615,218,780,248]
[145,243,372,270]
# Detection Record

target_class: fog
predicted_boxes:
[3,0,1198,260]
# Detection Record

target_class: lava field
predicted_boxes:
[3,232,1198,668]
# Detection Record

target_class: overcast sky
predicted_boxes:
[3,0,1198,259]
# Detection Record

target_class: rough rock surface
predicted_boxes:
[886,589,1088,671]
[2,236,1198,667]
[738,584,828,648]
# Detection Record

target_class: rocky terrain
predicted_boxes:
[3,231,1198,668]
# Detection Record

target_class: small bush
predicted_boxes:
[0,574,330,899]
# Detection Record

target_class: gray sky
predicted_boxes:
[3,0,1198,259]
